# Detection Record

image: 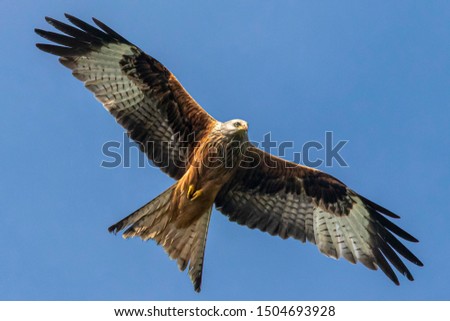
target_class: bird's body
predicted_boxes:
[36,14,423,292]
[170,119,249,227]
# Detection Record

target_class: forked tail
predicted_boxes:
[108,185,212,292]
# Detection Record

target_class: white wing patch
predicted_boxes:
[314,195,383,268]
[60,43,146,115]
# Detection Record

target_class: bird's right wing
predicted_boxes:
[36,14,216,179]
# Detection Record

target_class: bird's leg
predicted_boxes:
[187,184,202,201]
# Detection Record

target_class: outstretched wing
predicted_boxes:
[36,14,215,179]
[215,145,423,284]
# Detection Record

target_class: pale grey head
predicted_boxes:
[219,119,248,138]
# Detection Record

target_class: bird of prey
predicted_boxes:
[36,14,423,292]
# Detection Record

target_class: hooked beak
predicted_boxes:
[238,123,248,131]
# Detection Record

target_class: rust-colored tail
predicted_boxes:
[108,185,212,292]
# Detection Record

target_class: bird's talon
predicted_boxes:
[187,184,195,199]
[191,190,202,201]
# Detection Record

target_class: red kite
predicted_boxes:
[36,14,423,292]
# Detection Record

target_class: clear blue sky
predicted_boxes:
[1,0,449,300]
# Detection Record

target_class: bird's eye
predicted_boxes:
[234,122,241,128]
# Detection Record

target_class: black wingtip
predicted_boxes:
[405,271,414,282]
[64,13,79,26]
[372,210,420,243]
[64,13,85,27]
[44,16,63,29]
[35,43,51,53]
[64,13,86,28]
[108,224,118,234]
[415,259,424,267]
[91,16,132,45]
[359,194,401,219]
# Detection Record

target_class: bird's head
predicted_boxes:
[220,119,249,140]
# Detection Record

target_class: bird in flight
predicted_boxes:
[36,14,423,292]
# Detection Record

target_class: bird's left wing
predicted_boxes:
[215,145,423,284]
[36,14,215,179]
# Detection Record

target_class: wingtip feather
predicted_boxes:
[34,28,44,36]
